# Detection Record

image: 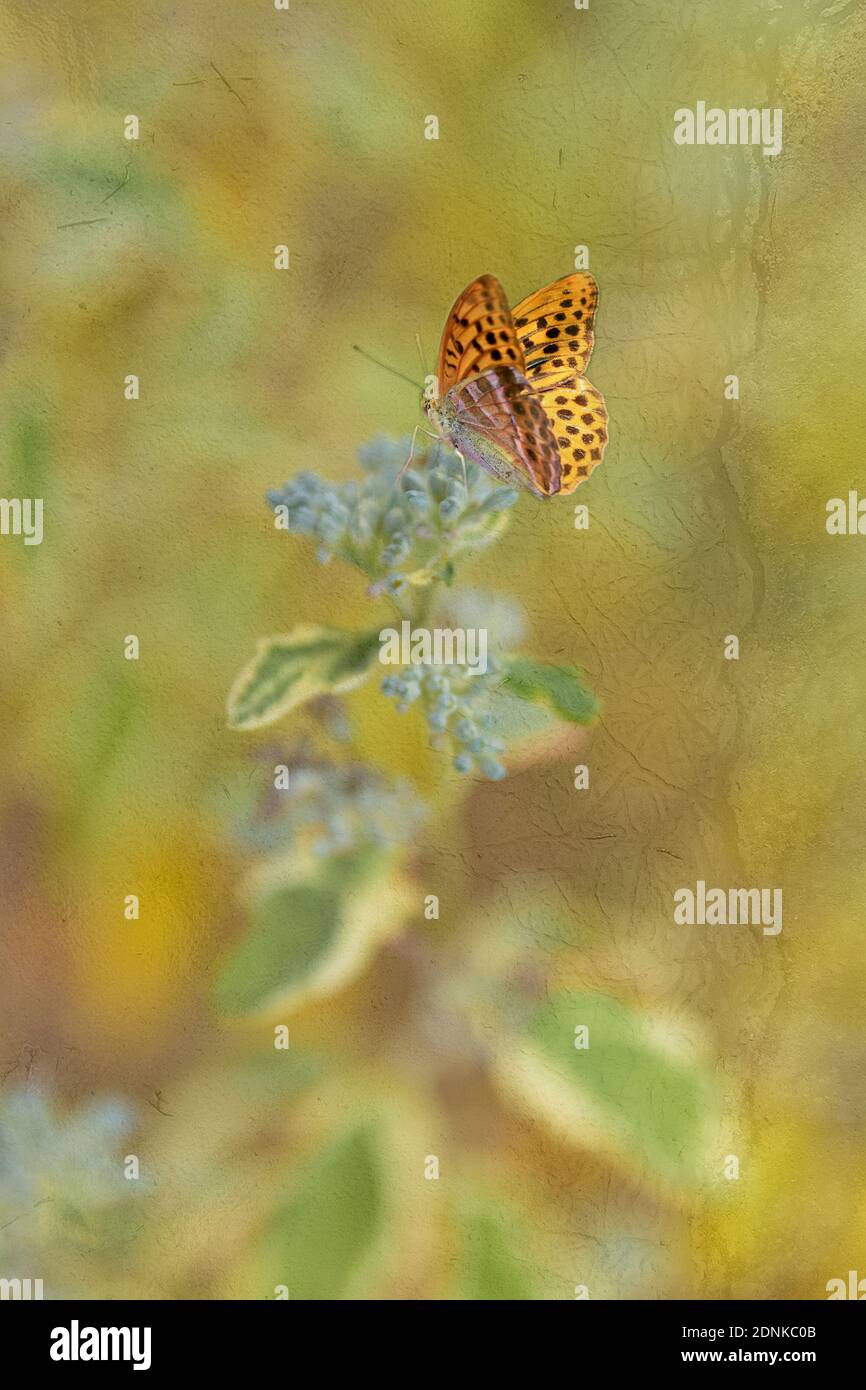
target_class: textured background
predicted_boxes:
[0,0,864,1299]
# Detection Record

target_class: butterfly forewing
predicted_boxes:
[436,275,525,395]
[512,272,598,390]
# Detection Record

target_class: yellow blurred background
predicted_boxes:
[1,0,865,1299]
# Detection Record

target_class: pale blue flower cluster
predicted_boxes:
[242,758,427,857]
[380,662,507,780]
[0,1088,142,1276]
[266,435,518,596]
[0,1088,134,1210]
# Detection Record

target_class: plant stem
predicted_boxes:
[412,581,438,627]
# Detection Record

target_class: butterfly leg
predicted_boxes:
[402,424,423,474]
[397,425,440,484]
[455,449,468,494]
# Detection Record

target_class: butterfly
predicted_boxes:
[421,272,608,497]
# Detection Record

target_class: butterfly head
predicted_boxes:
[421,372,441,423]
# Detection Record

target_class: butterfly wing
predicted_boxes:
[512,272,598,386]
[532,375,608,493]
[435,274,524,395]
[448,367,562,496]
[511,272,608,493]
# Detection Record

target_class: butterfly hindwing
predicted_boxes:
[532,374,608,493]
[449,367,562,496]
[512,272,599,390]
[436,275,525,395]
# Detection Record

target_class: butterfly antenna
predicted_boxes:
[415,333,428,380]
[352,345,422,391]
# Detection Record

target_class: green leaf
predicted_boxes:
[226,625,380,730]
[490,991,713,1189]
[485,688,558,743]
[458,1204,537,1301]
[214,849,413,1019]
[260,1125,384,1300]
[502,658,598,725]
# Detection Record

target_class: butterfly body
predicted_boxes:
[424,272,608,498]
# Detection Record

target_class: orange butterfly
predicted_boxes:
[422,272,608,497]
